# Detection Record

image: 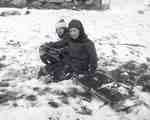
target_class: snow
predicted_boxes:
[1,1,150,120]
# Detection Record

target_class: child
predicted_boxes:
[65,19,98,75]
[38,19,69,80]
[63,19,99,88]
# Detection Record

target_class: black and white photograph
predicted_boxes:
[0,0,150,120]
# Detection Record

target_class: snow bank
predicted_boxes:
[0,7,150,120]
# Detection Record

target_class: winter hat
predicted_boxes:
[68,19,84,31]
[68,19,87,40]
[55,19,67,29]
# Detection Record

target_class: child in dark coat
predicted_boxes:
[65,19,98,75]
[63,19,99,88]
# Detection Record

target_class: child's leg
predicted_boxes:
[52,62,65,82]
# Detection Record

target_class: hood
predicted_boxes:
[68,19,87,42]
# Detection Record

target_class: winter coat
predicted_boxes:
[64,19,98,75]
[39,28,69,64]
[65,39,98,74]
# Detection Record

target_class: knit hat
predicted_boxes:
[55,19,67,29]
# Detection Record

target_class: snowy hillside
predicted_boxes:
[0,4,150,120]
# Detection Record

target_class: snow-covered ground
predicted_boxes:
[1,1,150,120]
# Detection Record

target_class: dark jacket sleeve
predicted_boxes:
[39,42,53,56]
[39,42,55,64]
[39,38,68,56]
[52,39,68,49]
[86,41,98,74]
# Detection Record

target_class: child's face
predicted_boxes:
[69,28,80,40]
[56,28,65,38]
